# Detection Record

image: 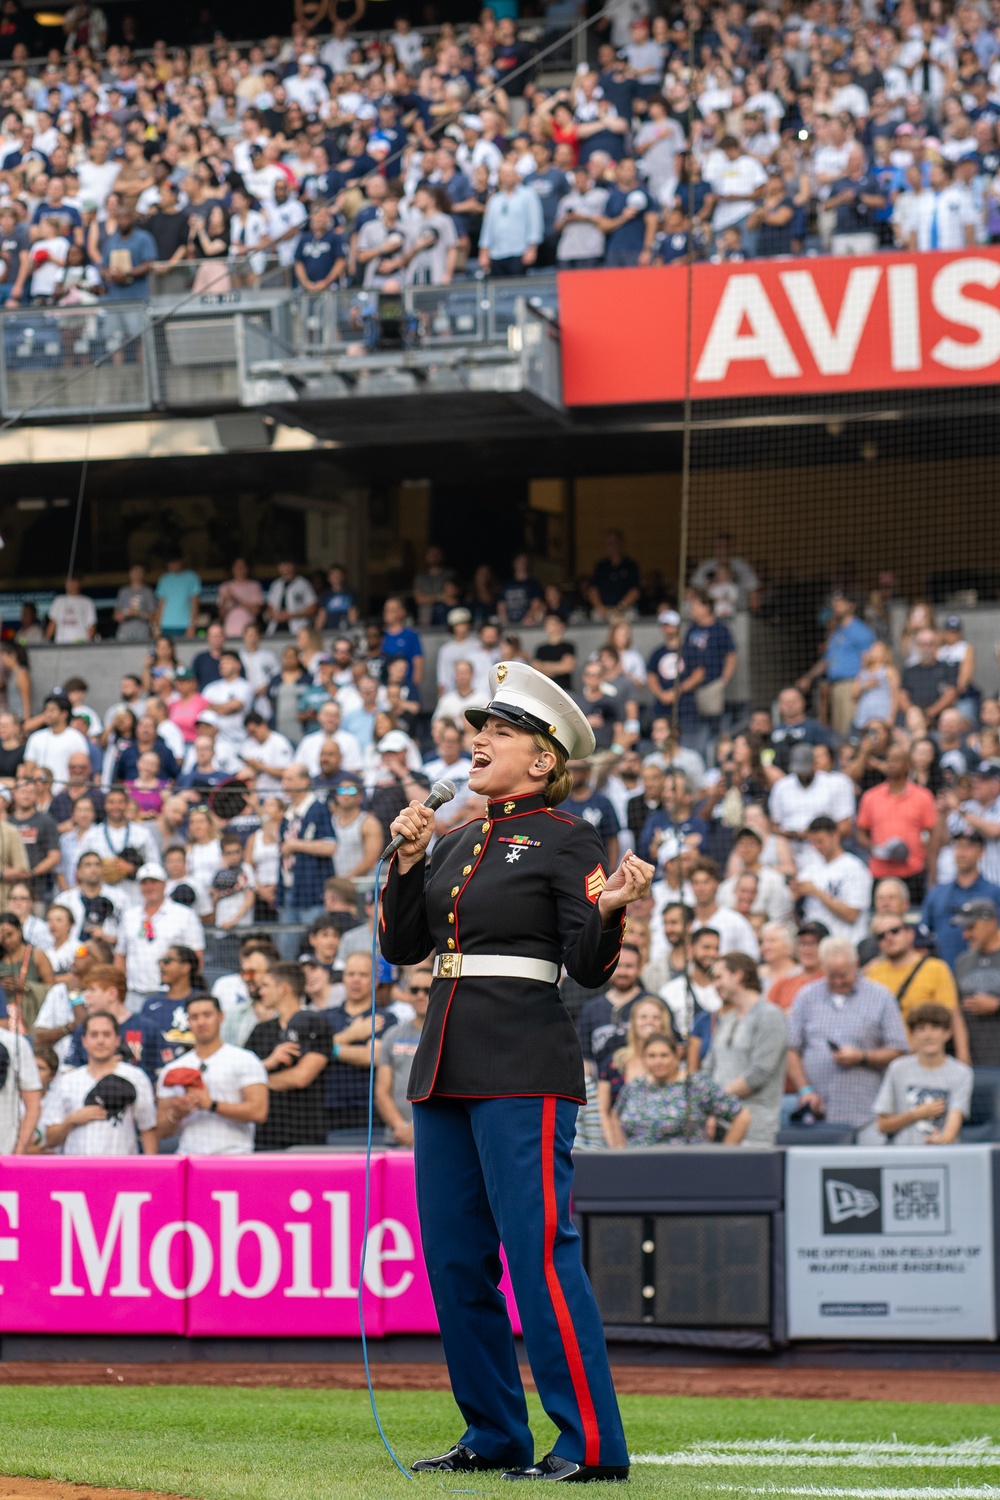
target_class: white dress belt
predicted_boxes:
[432,953,559,984]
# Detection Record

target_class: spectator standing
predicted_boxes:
[555,167,608,268]
[826,144,886,255]
[24,695,91,792]
[156,994,269,1153]
[599,157,659,266]
[478,162,544,276]
[946,761,1000,884]
[63,964,167,1081]
[923,829,1000,969]
[0,1005,41,1153]
[787,936,908,1141]
[719,825,795,926]
[577,944,651,1074]
[78,784,156,868]
[202,651,254,744]
[247,961,332,1150]
[953,899,1000,1066]
[191,623,227,691]
[294,204,346,294]
[876,1005,973,1146]
[690,857,760,958]
[376,962,431,1146]
[769,745,856,870]
[154,555,202,639]
[792,816,873,945]
[708,952,788,1144]
[865,914,968,1058]
[798,592,875,736]
[681,591,737,755]
[7,771,60,905]
[856,744,937,903]
[42,1012,156,1156]
[277,765,336,924]
[324,951,395,1134]
[264,560,318,637]
[769,921,829,1011]
[115,864,205,1008]
[113,564,156,644]
[900,630,958,726]
[587,530,641,620]
[435,609,487,697]
[217,559,264,638]
[564,761,620,865]
[770,686,831,772]
[45,577,96,644]
[661,926,722,1035]
[381,597,424,690]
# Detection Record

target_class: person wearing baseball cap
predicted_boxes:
[922,826,1000,968]
[381,660,653,1483]
[115,859,204,1009]
[952,898,1000,1065]
[951,760,1000,886]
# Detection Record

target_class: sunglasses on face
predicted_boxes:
[878,926,905,939]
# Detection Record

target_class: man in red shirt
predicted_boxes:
[856,744,937,904]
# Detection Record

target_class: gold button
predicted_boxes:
[482,822,490,833]
[448,913,455,924]
[451,885,460,898]
[473,843,481,855]
[447,938,456,950]
[463,864,472,875]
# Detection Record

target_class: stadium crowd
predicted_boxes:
[0,535,996,1155]
[0,0,997,312]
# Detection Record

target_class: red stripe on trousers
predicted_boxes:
[541,1095,601,1467]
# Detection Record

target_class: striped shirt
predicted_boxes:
[787,977,909,1129]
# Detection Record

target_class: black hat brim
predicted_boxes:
[465,700,565,753]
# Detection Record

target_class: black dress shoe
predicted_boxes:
[411,1443,523,1473]
[501,1453,630,1482]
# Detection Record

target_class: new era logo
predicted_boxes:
[825,1178,880,1227]
[821,1167,883,1234]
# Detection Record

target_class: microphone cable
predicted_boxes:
[358,853,414,1481]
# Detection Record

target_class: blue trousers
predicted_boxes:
[413,1095,628,1468]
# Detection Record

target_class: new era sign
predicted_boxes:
[822,1166,951,1236]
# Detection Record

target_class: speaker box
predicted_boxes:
[584,1213,771,1327]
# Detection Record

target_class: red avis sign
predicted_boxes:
[558,249,1000,405]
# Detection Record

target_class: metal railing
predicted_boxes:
[0,273,560,420]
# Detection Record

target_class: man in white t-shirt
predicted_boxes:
[704,136,768,235]
[202,650,254,744]
[237,712,294,793]
[115,863,205,1005]
[78,785,158,867]
[661,927,722,1032]
[42,1011,156,1156]
[792,816,873,946]
[768,744,856,869]
[27,218,70,300]
[46,576,97,644]
[0,1024,41,1153]
[433,659,489,726]
[23,693,91,790]
[689,857,761,958]
[909,159,979,250]
[293,701,363,776]
[156,993,268,1154]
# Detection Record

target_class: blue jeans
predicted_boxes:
[283,903,324,926]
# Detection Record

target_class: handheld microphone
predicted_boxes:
[380,779,457,860]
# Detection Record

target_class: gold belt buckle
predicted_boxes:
[438,952,462,979]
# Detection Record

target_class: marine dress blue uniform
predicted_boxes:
[379,663,630,1483]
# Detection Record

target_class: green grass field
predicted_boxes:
[0,1387,999,1500]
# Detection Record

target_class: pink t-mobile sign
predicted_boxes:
[0,1155,520,1337]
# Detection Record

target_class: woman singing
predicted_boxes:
[380,661,653,1484]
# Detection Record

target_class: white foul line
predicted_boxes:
[632,1440,1000,1471]
[709,1486,1000,1499]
